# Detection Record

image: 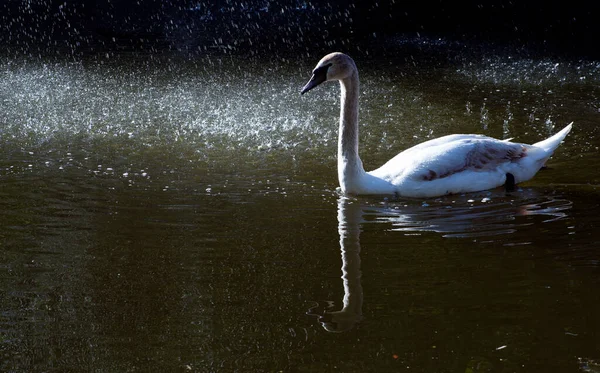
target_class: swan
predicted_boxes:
[301,52,573,197]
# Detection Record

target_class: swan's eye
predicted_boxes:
[312,62,333,77]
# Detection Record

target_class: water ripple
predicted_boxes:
[363,189,573,241]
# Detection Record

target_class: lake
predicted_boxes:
[1,38,600,372]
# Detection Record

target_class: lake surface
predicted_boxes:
[1,39,600,372]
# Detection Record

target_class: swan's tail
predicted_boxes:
[532,122,573,154]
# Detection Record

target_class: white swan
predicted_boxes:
[301,52,573,197]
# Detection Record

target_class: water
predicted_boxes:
[1,39,600,372]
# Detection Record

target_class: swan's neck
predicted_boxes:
[338,72,365,193]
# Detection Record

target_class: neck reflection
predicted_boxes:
[314,196,364,333]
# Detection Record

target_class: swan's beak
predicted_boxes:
[300,73,326,95]
[301,62,332,95]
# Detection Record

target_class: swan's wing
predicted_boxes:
[422,139,528,180]
[372,135,529,183]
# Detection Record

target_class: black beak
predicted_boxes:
[300,73,326,95]
[300,63,331,95]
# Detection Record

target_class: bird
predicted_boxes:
[300,52,572,197]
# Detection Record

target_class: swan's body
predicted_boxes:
[301,52,572,197]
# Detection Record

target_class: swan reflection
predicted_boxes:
[307,196,364,332]
[374,190,573,239]
[308,190,573,332]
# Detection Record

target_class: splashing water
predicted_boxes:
[0,56,335,153]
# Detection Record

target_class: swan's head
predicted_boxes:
[301,52,357,95]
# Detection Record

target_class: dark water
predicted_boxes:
[1,39,600,372]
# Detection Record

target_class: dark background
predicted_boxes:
[0,0,597,58]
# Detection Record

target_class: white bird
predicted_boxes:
[301,52,572,197]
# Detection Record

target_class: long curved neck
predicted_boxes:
[338,71,365,193]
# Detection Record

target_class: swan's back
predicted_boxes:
[369,124,572,197]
